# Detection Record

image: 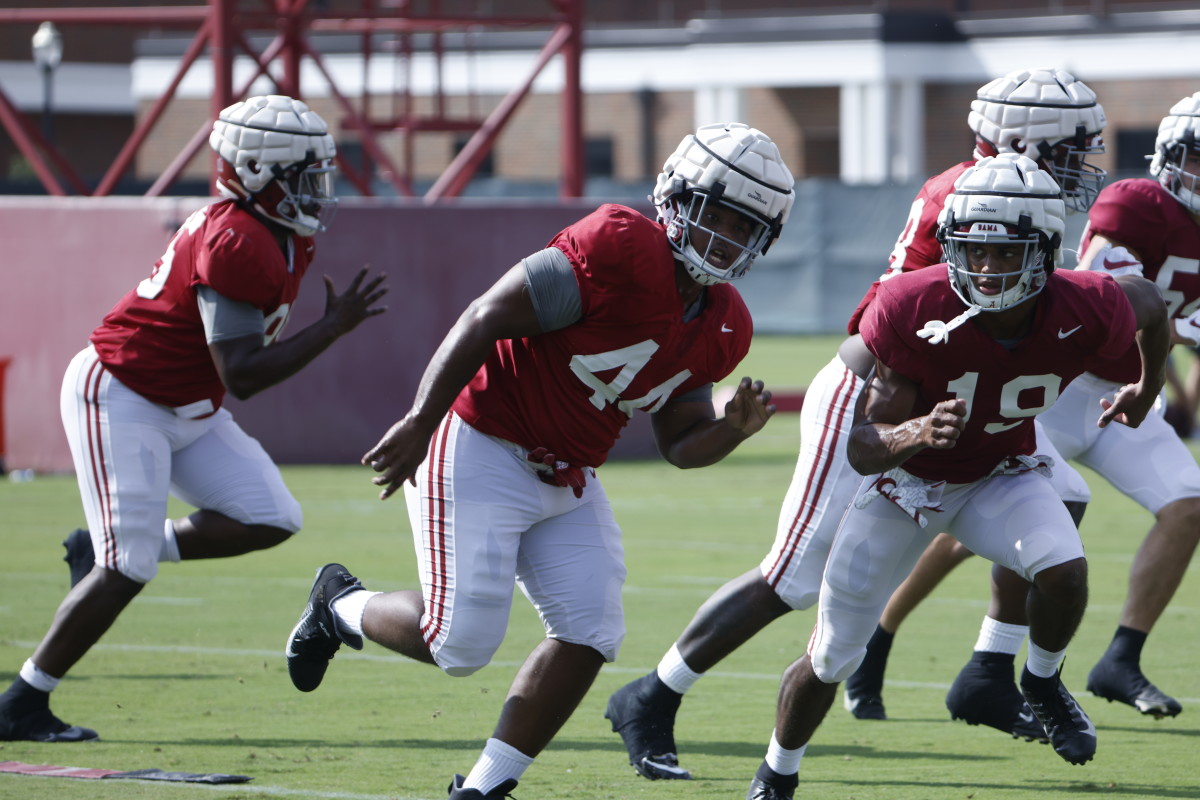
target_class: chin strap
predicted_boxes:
[916,304,982,345]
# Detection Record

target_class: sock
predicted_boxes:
[847,624,893,694]
[159,519,181,563]
[763,729,806,775]
[657,643,703,694]
[19,659,59,693]
[1103,625,1147,663]
[330,589,380,637]
[1025,642,1066,679]
[973,617,1028,655]
[463,737,534,793]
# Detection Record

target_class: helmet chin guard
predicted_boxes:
[653,123,795,285]
[209,95,338,235]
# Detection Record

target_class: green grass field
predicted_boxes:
[1,335,1198,800]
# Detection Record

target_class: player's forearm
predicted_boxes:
[1135,320,1169,398]
[219,319,342,399]
[405,305,504,433]
[846,419,927,475]
[657,416,754,468]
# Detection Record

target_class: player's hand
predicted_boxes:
[924,397,966,449]
[323,266,388,336]
[1097,383,1156,428]
[361,415,430,500]
[723,376,776,437]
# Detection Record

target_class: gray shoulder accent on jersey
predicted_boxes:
[524,247,582,332]
[671,383,713,405]
[196,285,266,344]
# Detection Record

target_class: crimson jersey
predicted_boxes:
[1080,178,1200,383]
[451,204,753,468]
[90,199,313,410]
[860,267,1135,482]
[846,161,974,334]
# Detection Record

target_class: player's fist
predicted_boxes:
[926,397,966,449]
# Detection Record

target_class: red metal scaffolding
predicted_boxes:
[0,0,585,201]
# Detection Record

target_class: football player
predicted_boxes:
[605,67,1107,783]
[748,153,1167,797]
[941,91,1200,722]
[0,95,387,743]
[281,123,795,799]
[842,68,1109,728]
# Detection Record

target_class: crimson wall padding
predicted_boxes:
[0,196,661,473]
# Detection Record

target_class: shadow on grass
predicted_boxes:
[1091,722,1200,739]
[807,777,1200,798]
[108,737,1006,765]
[0,671,237,683]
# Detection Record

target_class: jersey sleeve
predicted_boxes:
[1082,271,1139,360]
[548,204,665,316]
[1083,180,1167,264]
[858,281,925,379]
[196,224,285,310]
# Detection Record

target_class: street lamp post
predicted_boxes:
[31,21,63,144]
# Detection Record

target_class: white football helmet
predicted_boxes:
[969,67,1107,213]
[209,95,338,236]
[938,153,1066,312]
[1149,92,1200,214]
[652,122,795,285]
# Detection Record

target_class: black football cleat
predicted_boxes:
[0,678,98,743]
[285,563,365,692]
[447,774,519,799]
[605,672,691,779]
[946,652,1048,742]
[843,689,887,721]
[62,528,95,588]
[1020,667,1096,765]
[746,761,799,800]
[1086,656,1182,718]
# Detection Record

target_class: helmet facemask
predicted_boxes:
[266,157,338,236]
[660,188,776,285]
[1156,141,1200,214]
[1035,127,1106,213]
[942,216,1055,311]
[217,155,337,237]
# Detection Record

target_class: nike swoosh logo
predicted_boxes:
[1058,325,1082,339]
[1018,709,1035,724]
[721,324,733,333]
